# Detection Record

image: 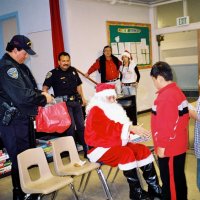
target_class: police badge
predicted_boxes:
[7,68,18,79]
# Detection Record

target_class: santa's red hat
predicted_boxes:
[95,83,116,97]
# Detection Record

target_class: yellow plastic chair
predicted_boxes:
[17,147,79,200]
[51,136,113,200]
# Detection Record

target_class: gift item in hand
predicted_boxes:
[36,102,71,133]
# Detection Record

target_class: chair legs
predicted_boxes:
[81,172,92,193]
[106,166,113,181]
[111,167,119,183]
[77,168,113,200]
[77,171,93,194]
[69,183,79,200]
[96,168,113,200]
[106,167,119,183]
[78,173,86,192]
[50,191,58,200]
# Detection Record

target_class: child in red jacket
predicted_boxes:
[151,61,189,200]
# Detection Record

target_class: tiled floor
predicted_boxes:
[0,110,200,200]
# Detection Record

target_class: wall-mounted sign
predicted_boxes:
[176,16,190,26]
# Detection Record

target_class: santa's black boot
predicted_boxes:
[123,168,151,200]
[140,163,162,200]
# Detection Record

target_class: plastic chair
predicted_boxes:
[51,136,113,200]
[17,147,79,200]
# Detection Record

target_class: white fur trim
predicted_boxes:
[121,122,132,146]
[95,89,116,97]
[121,52,131,59]
[118,161,138,170]
[136,154,154,167]
[87,147,110,162]
[118,154,154,170]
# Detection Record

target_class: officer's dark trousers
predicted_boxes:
[64,101,87,153]
[0,118,31,199]
[158,153,187,200]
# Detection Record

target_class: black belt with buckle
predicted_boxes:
[122,82,136,86]
[58,94,82,103]
[58,95,76,102]
[106,78,119,82]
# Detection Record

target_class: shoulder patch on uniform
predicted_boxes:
[45,72,52,79]
[7,68,18,79]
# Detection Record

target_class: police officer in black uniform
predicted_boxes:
[0,35,54,200]
[42,52,88,157]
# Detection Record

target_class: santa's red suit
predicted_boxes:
[84,85,154,171]
[84,83,162,200]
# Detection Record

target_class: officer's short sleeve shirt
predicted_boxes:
[43,66,82,97]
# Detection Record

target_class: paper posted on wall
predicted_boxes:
[129,134,151,143]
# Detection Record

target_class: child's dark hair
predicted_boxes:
[150,61,173,81]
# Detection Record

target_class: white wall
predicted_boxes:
[0,0,51,34]
[0,0,54,88]
[60,0,156,111]
[0,0,157,111]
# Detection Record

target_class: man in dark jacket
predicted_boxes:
[85,45,122,95]
[0,35,53,200]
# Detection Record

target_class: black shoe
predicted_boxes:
[130,189,151,200]
[148,187,162,200]
[140,163,162,200]
[123,169,151,200]
[13,188,25,200]
[26,194,40,200]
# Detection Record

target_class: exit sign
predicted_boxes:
[176,16,190,26]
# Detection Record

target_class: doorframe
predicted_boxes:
[0,12,19,57]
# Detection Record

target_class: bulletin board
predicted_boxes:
[106,21,152,69]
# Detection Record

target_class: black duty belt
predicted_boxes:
[63,95,76,102]
[106,78,119,82]
[57,94,81,103]
[122,82,137,86]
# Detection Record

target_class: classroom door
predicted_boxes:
[0,13,18,58]
[159,31,198,98]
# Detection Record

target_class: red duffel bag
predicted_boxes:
[36,102,71,133]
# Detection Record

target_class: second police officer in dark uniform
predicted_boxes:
[42,52,88,157]
[0,35,54,200]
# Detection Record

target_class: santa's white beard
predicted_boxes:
[86,96,131,124]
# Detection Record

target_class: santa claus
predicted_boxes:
[85,83,162,200]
